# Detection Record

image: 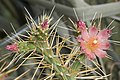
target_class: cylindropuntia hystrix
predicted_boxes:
[2,8,116,80]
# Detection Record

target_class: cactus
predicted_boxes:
[0,9,115,80]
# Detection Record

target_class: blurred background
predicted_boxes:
[0,0,120,80]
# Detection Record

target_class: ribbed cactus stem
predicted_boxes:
[40,40,76,80]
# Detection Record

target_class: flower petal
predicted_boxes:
[41,19,49,30]
[80,41,86,50]
[81,29,89,41]
[77,20,86,31]
[84,48,96,60]
[6,43,18,51]
[99,41,110,50]
[89,26,98,37]
[97,29,111,40]
[76,35,83,42]
[94,49,107,58]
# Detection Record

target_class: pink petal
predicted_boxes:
[76,35,83,42]
[85,50,96,60]
[89,26,98,37]
[97,29,111,40]
[6,43,18,51]
[81,29,89,41]
[80,41,86,50]
[99,41,110,50]
[41,19,48,30]
[94,49,107,58]
[77,20,86,31]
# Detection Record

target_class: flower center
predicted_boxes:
[86,38,99,52]
[93,40,98,44]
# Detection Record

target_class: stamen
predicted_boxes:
[93,40,98,44]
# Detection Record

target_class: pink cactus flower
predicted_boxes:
[6,43,18,52]
[41,19,49,30]
[77,20,86,31]
[77,26,111,60]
